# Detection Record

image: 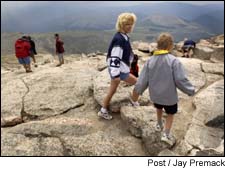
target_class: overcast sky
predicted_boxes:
[2,1,224,9]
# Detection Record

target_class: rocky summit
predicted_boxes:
[1,35,224,156]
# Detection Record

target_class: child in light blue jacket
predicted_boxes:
[130,33,195,146]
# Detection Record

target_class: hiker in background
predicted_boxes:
[55,33,65,66]
[27,36,38,67]
[130,54,139,78]
[182,38,196,58]
[98,12,137,120]
[15,36,32,73]
[130,33,195,146]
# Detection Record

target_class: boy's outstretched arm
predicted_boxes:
[173,59,195,96]
[131,89,139,102]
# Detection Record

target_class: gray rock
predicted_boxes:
[175,41,185,52]
[194,45,214,60]
[158,149,179,156]
[88,56,107,71]
[121,106,156,137]
[121,106,175,156]
[22,65,93,119]
[174,140,193,156]
[190,140,224,156]
[205,74,223,86]
[194,43,224,62]
[63,131,145,156]
[1,47,224,156]
[183,80,224,153]
[202,62,224,76]
[185,124,223,150]
[1,78,27,127]
[1,131,41,156]
[177,58,206,100]
[137,42,150,53]
[193,80,224,127]
[194,149,223,156]
[1,131,64,156]
[210,46,224,63]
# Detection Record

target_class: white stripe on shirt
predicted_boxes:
[107,46,130,77]
[111,46,123,59]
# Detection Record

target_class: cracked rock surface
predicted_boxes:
[1,40,224,156]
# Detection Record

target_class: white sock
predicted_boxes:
[157,120,163,127]
[101,107,108,114]
[164,129,170,136]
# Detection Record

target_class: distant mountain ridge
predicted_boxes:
[193,10,224,34]
[1,2,224,55]
[2,2,224,35]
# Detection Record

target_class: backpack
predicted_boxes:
[130,54,139,77]
[15,39,30,58]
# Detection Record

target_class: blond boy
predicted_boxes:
[98,13,137,120]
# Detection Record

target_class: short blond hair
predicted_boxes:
[115,12,137,32]
[157,33,174,50]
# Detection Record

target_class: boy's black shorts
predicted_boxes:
[154,103,178,115]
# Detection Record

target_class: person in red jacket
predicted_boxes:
[15,36,32,73]
[55,33,65,67]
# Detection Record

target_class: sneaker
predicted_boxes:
[161,133,176,146]
[34,63,38,67]
[56,64,62,67]
[97,108,112,120]
[129,96,140,107]
[155,121,164,132]
[26,70,33,73]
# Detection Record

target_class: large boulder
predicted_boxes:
[210,46,224,63]
[193,80,224,128]
[205,74,224,86]
[22,64,94,119]
[2,105,146,156]
[1,78,27,127]
[179,80,224,155]
[171,50,183,57]
[201,62,224,76]
[137,42,150,53]
[210,34,224,45]
[175,40,185,52]
[133,49,150,59]
[185,124,223,151]
[121,106,156,138]
[177,58,206,100]
[190,139,224,156]
[1,130,64,156]
[194,39,224,62]
[132,41,140,50]
[149,42,157,54]
[88,55,107,71]
[194,45,214,60]
[63,130,145,156]
[121,106,176,155]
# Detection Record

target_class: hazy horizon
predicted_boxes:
[1,0,224,55]
[1,1,224,9]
